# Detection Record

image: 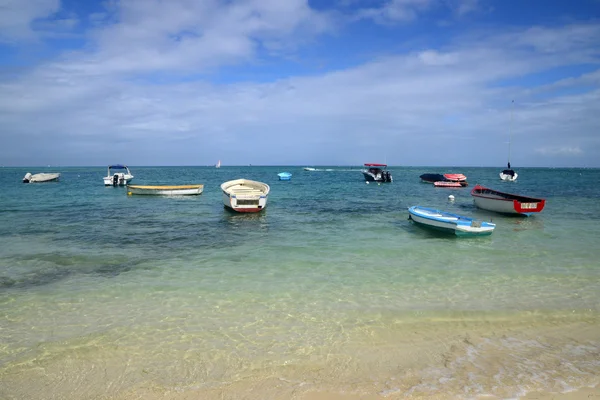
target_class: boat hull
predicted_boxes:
[408,206,495,237]
[221,179,270,213]
[499,170,518,181]
[471,185,545,216]
[104,174,134,186]
[127,185,203,196]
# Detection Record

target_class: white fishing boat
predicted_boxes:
[221,179,270,213]
[471,184,545,216]
[362,163,392,182]
[127,184,203,196]
[22,172,60,183]
[103,165,134,186]
[408,206,496,236]
[500,100,518,181]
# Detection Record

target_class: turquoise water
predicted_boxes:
[1,166,599,399]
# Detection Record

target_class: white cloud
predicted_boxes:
[0,2,599,167]
[535,146,584,156]
[0,0,61,42]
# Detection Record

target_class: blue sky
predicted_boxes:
[0,0,599,167]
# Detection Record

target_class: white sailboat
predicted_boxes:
[215,160,221,168]
[500,100,518,181]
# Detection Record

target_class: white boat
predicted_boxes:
[127,184,203,196]
[303,167,316,171]
[500,100,518,181]
[103,165,134,186]
[362,163,392,182]
[216,160,221,168]
[471,184,545,216]
[221,179,270,213]
[408,206,496,236]
[22,172,60,183]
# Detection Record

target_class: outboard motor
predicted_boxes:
[113,174,119,186]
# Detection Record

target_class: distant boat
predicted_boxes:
[103,165,134,186]
[126,184,203,196]
[23,172,60,183]
[277,172,292,181]
[303,167,316,171]
[221,179,270,213]
[362,163,392,182]
[500,100,518,181]
[471,184,545,216]
[408,206,496,237]
[216,160,221,168]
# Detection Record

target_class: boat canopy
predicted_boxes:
[364,163,387,167]
[109,164,128,169]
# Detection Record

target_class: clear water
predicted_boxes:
[1,166,599,399]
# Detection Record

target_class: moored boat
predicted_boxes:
[277,172,292,181]
[221,179,270,213]
[103,165,134,186]
[126,184,203,196]
[471,184,545,215]
[434,181,468,187]
[362,163,392,182]
[444,173,467,182]
[408,206,496,236]
[22,172,60,183]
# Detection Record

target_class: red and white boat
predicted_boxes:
[443,173,467,182]
[434,181,468,188]
[471,184,545,216]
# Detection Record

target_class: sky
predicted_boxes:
[0,0,599,167]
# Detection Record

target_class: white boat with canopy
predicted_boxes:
[103,165,134,186]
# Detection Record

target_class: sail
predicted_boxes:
[216,160,221,168]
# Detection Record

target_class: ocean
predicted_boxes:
[1,166,599,399]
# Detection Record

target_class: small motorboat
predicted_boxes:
[471,184,545,216]
[126,184,203,196]
[408,206,496,236]
[103,165,134,186]
[221,179,270,213]
[277,172,292,181]
[23,172,60,183]
[362,163,392,182]
[420,173,467,185]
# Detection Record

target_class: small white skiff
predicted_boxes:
[127,184,203,196]
[221,179,270,212]
[23,172,60,183]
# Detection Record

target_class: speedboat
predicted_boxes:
[103,165,134,186]
[408,206,496,236]
[362,163,392,182]
[221,179,270,213]
[471,184,545,216]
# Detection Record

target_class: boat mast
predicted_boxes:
[508,100,513,168]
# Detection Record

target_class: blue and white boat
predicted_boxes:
[277,172,292,181]
[408,206,496,237]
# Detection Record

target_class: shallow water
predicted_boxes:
[1,166,599,399]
